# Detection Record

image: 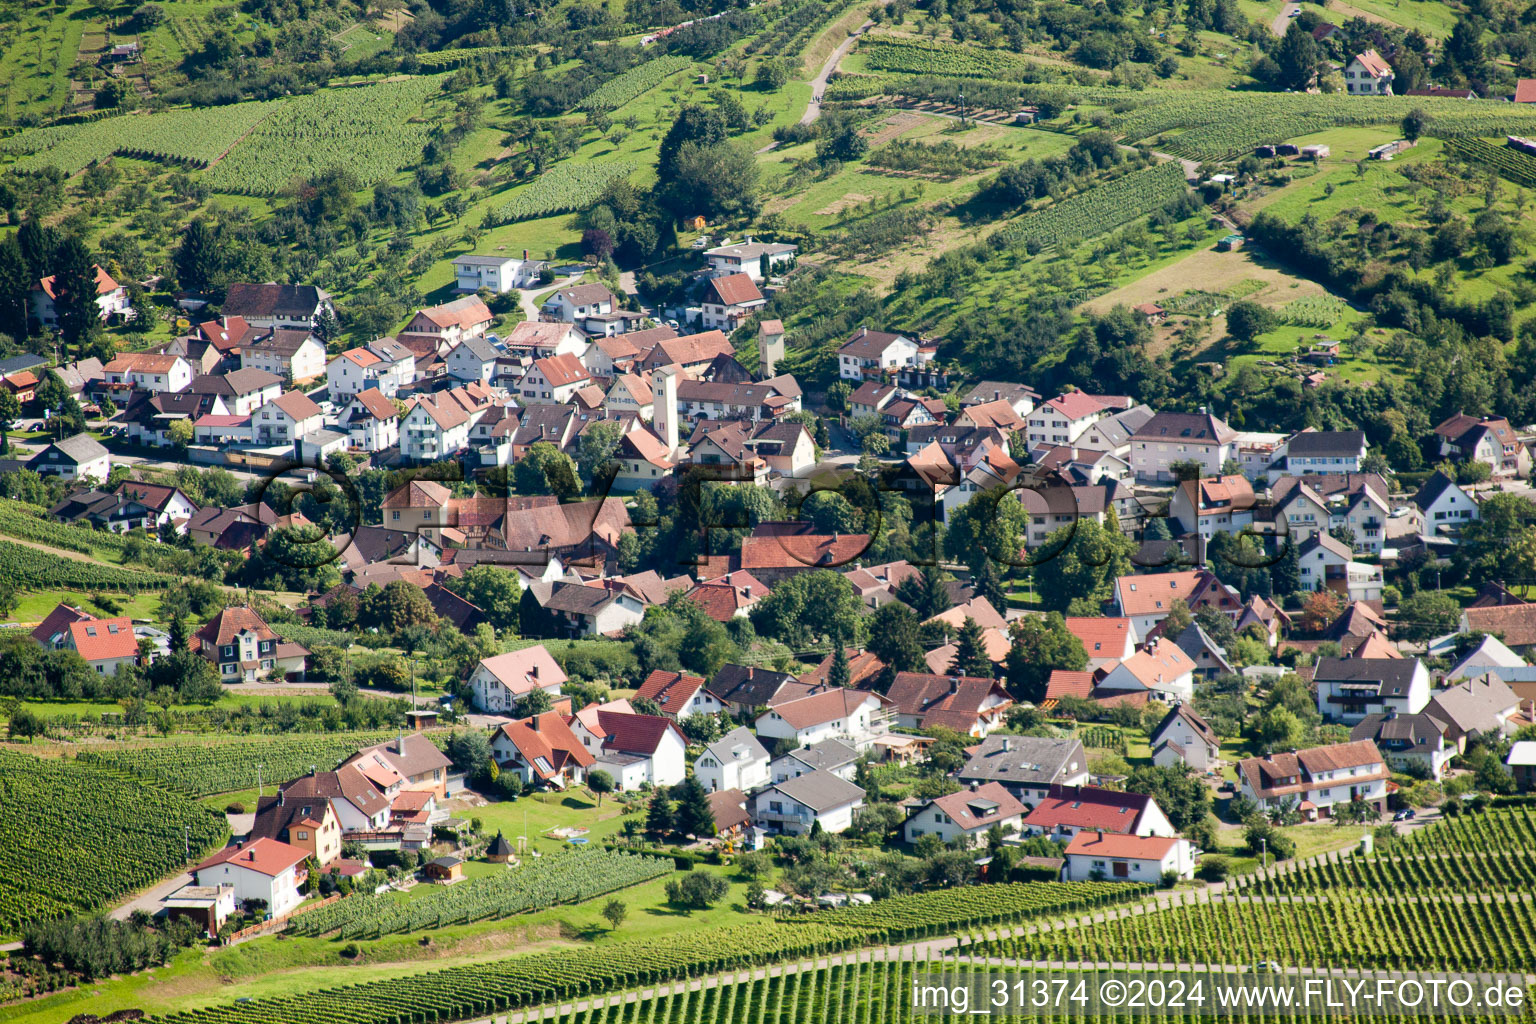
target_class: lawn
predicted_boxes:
[456,786,642,857]
[6,588,166,624]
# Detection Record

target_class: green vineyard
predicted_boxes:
[578,57,692,112]
[1443,137,1536,189]
[0,538,176,592]
[857,38,1038,80]
[0,497,131,557]
[0,750,227,932]
[75,731,408,797]
[792,882,1147,939]
[1279,295,1351,329]
[490,159,641,224]
[1,102,283,175]
[993,162,1189,251]
[204,78,442,195]
[289,850,673,938]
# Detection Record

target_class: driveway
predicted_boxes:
[519,272,584,322]
[1270,2,1299,35]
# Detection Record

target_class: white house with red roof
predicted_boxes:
[492,712,594,789]
[328,342,416,401]
[1064,617,1138,669]
[836,327,921,381]
[251,390,323,444]
[698,273,765,332]
[568,701,688,790]
[32,264,128,326]
[1112,569,1240,636]
[635,669,726,721]
[1345,49,1394,95]
[341,388,400,451]
[103,352,193,394]
[1025,392,1110,447]
[195,605,309,682]
[468,644,568,714]
[63,616,141,675]
[193,838,308,916]
[520,353,592,405]
[1062,831,1195,882]
[1237,740,1389,819]
[1095,636,1198,703]
[754,688,892,751]
[400,295,494,350]
[1020,786,1176,839]
[903,782,1026,848]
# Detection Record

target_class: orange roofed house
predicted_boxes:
[192,837,308,917]
[492,711,595,790]
[467,643,568,714]
[33,264,129,326]
[342,733,454,801]
[194,606,309,683]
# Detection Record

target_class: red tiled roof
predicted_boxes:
[1065,617,1134,658]
[703,273,763,306]
[1023,788,1155,834]
[1115,571,1206,618]
[195,837,309,877]
[635,669,707,716]
[67,617,137,662]
[497,713,594,780]
[767,688,886,729]
[738,532,871,570]
[38,264,118,300]
[1517,79,1536,103]
[534,353,590,388]
[1045,670,1096,700]
[195,606,279,646]
[1352,49,1392,78]
[923,782,1027,831]
[476,645,568,696]
[1044,392,1105,420]
[1064,831,1178,860]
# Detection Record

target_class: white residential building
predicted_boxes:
[694,727,772,794]
[1237,740,1390,819]
[750,770,865,835]
[1062,832,1195,882]
[1313,657,1430,724]
[468,645,567,714]
[753,689,892,752]
[192,838,307,917]
[454,253,547,293]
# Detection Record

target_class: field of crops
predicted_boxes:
[0,750,227,932]
[1078,726,1126,753]
[1105,90,1536,162]
[204,78,441,195]
[858,38,1036,80]
[1443,136,1536,189]
[793,882,1146,940]
[148,923,866,1024]
[0,537,175,592]
[0,497,129,557]
[1280,294,1350,328]
[290,850,673,938]
[993,162,1189,251]
[578,57,691,112]
[489,159,640,224]
[75,731,407,797]
[2,102,282,175]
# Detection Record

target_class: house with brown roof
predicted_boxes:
[262,766,392,834]
[1237,740,1389,818]
[1313,656,1429,724]
[1433,412,1531,478]
[341,388,399,450]
[252,390,324,444]
[400,295,494,351]
[541,283,617,323]
[195,605,309,682]
[1129,410,1237,483]
[1150,704,1221,771]
[698,273,765,331]
[836,326,921,381]
[754,687,893,752]
[635,669,726,721]
[492,712,595,789]
[343,733,454,800]
[903,781,1026,847]
[710,663,818,715]
[188,367,283,416]
[240,328,326,384]
[103,352,193,394]
[249,792,343,867]
[568,701,688,790]
[685,570,769,621]
[468,644,568,713]
[526,580,646,637]
[221,283,332,330]
[1460,604,1536,656]
[703,237,797,280]
[30,601,91,650]
[884,672,1012,736]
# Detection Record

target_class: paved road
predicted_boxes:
[802,20,871,126]
[1270,2,1300,35]
[109,870,193,922]
[519,273,584,322]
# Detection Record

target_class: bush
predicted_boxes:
[1197,855,1229,882]
[1159,869,1180,888]
[224,802,245,814]
[340,942,360,959]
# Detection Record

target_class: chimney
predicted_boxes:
[1001,737,1013,752]
[993,389,1000,402]
[396,733,405,754]
[1263,752,1274,762]
[1096,829,1104,841]
[523,248,529,261]
[970,781,979,791]
[236,840,244,850]
[530,665,539,679]
[248,850,256,861]
[949,677,960,694]
[531,715,540,731]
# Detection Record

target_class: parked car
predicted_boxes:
[1393,808,1416,821]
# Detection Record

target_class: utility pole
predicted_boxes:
[958,90,967,125]
[183,825,190,867]
[257,762,263,797]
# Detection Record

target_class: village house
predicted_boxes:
[710,664,817,717]
[1296,532,1384,602]
[695,727,772,793]
[1112,569,1241,636]
[634,331,735,374]
[340,388,399,450]
[468,644,568,714]
[258,767,391,835]
[240,329,326,385]
[635,669,727,721]
[1025,393,1112,447]
[1095,637,1198,704]
[1150,704,1221,772]
[953,735,1089,806]
[1345,49,1395,95]
[698,273,766,332]
[251,390,324,444]
[963,381,1039,417]
[1020,787,1176,839]
[343,734,454,801]
[884,672,1013,736]
[327,340,415,401]
[1413,470,1480,539]
[454,252,546,293]
[528,580,646,636]
[755,688,892,752]
[195,605,309,683]
[542,283,617,323]
[750,770,865,835]
[703,237,797,281]
[1274,430,1369,480]
[569,702,688,790]
[1423,674,1522,749]
[1169,475,1255,542]
[1238,740,1389,819]
[1350,712,1455,780]
[1433,412,1531,478]
[27,434,110,485]
[192,838,308,917]
[110,480,199,534]
[1062,832,1195,882]
[32,264,129,325]
[1130,410,1237,482]
[1313,657,1430,724]
[492,712,593,789]
[400,296,494,351]
[189,368,283,416]
[836,327,922,381]
[248,792,344,868]
[63,616,141,676]
[222,283,332,330]
[904,782,1026,848]
[519,353,592,405]
[507,319,589,362]
[103,352,193,394]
